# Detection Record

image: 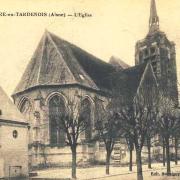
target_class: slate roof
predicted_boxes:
[0,86,26,123]
[13,31,116,95]
[104,63,147,101]
[109,56,130,69]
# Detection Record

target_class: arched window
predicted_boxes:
[19,98,31,114]
[49,95,66,146]
[80,98,92,141]
[19,98,33,143]
[19,98,32,123]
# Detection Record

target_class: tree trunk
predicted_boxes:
[71,146,77,179]
[136,148,143,180]
[129,148,133,171]
[165,137,171,174]
[175,137,178,165]
[147,138,151,169]
[163,138,166,167]
[106,151,111,175]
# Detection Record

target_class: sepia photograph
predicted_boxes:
[0,0,180,179]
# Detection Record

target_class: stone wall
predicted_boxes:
[12,85,109,167]
[0,123,28,178]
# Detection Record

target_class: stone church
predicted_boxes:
[12,0,178,168]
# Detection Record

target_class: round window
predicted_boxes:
[13,130,18,138]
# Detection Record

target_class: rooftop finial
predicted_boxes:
[149,0,159,33]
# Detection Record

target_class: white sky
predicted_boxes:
[0,0,180,96]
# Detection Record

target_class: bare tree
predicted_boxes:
[125,134,134,171]
[145,115,158,169]
[174,135,179,165]
[53,95,90,179]
[160,136,166,167]
[95,98,120,175]
[157,94,180,174]
[172,133,179,165]
[110,66,159,180]
[162,137,166,166]
[117,94,158,180]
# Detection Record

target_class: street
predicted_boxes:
[31,163,180,180]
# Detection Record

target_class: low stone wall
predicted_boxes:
[30,143,98,169]
[29,142,180,170]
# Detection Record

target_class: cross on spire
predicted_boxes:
[149,0,159,33]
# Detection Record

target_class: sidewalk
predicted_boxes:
[31,163,180,180]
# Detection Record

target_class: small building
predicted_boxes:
[0,86,29,178]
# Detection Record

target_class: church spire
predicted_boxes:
[149,0,159,33]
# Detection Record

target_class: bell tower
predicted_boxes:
[135,0,178,104]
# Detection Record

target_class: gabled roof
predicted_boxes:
[104,63,148,101]
[0,86,26,123]
[109,56,130,69]
[13,31,116,95]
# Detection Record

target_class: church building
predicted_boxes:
[12,0,178,168]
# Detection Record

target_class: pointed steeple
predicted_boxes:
[149,0,159,33]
